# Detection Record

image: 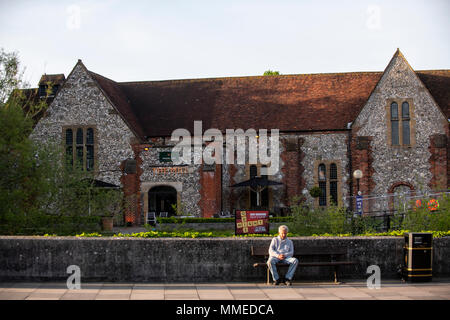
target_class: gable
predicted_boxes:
[30,61,136,186]
[353,50,448,134]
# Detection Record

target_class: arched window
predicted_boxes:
[330,163,338,205]
[318,164,327,206]
[390,102,399,145]
[86,128,94,171]
[402,102,410,145]
[76,128,84,168]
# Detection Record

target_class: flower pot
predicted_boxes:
[101,217,114,231]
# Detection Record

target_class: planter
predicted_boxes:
[101,217,114,231]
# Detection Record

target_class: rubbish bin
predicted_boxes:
[402,232,433,282]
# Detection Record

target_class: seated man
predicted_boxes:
[267,225,298,286]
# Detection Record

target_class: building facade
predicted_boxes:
[30,50,449,225]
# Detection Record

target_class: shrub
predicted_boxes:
[288,202,350,236]
[400,193,450,231]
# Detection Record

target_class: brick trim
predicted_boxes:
[428,134,448,191]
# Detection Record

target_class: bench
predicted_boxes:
[251,245,357,285]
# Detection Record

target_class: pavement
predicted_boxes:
[1,279,449,300]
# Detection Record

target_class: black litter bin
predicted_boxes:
[402,232,433,282]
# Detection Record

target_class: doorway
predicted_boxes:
[148,186,177,216]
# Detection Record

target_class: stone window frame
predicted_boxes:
[386,98,416,147]
[62,125,98,172]
[313,160,343,208]
[245,163,273,209]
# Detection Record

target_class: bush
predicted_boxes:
[400,194,450,231]
[0,213,102,235]
[156,216,293,224]
[288,203,350,236]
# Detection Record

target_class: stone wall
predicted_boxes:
[300,133,350,208]
[1,236,448,282]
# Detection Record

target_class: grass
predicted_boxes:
[54,229,450,238]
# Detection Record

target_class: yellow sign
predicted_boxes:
[152,167,189,174]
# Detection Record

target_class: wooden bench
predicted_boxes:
[251,245,357,285]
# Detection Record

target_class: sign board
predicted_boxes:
[235,210,269,235]
[159,151,173,162]
[356,195,363,215]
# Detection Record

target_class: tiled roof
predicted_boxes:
[93,71,386,138]
[38,74,65,86]
[89,71,146,139]
[416,70,450,118]
[25,66,450,140]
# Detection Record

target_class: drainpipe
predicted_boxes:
[347,122,354,212]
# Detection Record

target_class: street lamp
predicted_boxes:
[353,169,363,195]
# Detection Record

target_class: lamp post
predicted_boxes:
[353,169,364,215]
[353,169,363,195]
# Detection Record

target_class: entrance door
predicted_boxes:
[148,186,177,216]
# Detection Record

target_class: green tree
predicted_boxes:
[0,49,124,235]
[0,48,25,104]
[263,70,280,76]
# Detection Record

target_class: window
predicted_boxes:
[390,102,399,145]
[38,84,59,98]
[388,100,413,146]
[402,102,410,145]
[65,126,96,171]
[315,161,341,207]
[318,164,327,206]
[329,163,338,205]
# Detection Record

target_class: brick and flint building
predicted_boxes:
[29,50,449,225]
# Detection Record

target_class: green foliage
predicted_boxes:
[0,103,124,235]
[1,213,102,235]
[288,193,449,237]
[157,217,234,224]
[288,202,350,236]
[0,101,42,222]
[400,194,450,231]
[263,70,280,76]
[310,230,450,238]
[0,48,24,104]
[155,216,293,224]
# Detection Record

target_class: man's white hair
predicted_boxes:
[278,225,288,233]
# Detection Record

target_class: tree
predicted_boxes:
[0,48,124,235]
[0,49,28,104]
[263,70,280,76]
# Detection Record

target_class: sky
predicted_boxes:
[0,0,449,87]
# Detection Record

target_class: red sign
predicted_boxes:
[235,210,269,235]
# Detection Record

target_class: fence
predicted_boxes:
[347,190,449,233]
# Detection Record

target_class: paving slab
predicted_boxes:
[0,279,449,300]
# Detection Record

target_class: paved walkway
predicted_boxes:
[1,279,449,300]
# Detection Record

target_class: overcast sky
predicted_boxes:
[0,0,449,86]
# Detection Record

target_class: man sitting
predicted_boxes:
[267,225,298,286]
